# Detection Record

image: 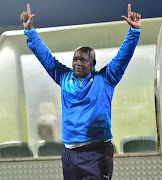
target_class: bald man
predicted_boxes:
[21,4,141,180]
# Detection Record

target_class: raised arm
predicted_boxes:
[100,4,141,86]
[20,4,71,85]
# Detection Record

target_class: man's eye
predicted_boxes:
[81,59,88,63]
[73,58,77,62]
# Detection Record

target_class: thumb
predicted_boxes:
[121,15,128,22]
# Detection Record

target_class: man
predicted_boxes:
[21,4,141,180]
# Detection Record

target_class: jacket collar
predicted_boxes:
[71,68,96,81]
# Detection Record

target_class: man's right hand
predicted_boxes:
[121,4,141,29]
[20,4,35,30]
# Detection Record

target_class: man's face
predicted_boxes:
[72,49,93,80]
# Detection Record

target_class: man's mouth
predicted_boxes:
[75,68,82,71]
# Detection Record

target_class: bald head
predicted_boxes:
[72,46,96,80]
[74,46,96,67]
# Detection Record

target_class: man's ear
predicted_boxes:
[92,59,96,67]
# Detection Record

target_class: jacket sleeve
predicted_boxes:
[99,27,141,87]
[24,29,72,86]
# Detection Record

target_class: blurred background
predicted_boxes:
[0,0,162,157]
[0,1,161,179]
[0,0,162,35]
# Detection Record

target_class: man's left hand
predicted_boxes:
[121,4,141,29]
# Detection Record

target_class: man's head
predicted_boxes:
[72,46,96,80]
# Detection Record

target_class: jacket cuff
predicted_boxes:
[130,27,141,32]
[24,28,38,39]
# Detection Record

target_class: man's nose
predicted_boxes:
[76,59,82,65]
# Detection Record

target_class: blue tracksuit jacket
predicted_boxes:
[25,27,141,144]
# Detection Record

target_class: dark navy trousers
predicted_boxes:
[62,141,114,180]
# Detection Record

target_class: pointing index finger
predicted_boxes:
[27,4,31,16]
[128,4,131,16]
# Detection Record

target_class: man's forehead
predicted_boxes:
[73,46,96,60]
[74,50,89,57]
